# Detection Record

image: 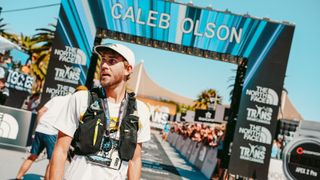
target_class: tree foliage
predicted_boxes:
[193,88,222,110]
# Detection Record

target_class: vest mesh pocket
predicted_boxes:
[119,115,139,161]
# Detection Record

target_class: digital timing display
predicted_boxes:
[284,141,320,180]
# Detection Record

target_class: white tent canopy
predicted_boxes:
[0,35,21,51]
[127,63,303,120]
[127,62,195,106]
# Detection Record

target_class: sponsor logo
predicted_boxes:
[239,124,272,144]
[54,65,81,84]
[6,70,33,93]
[46,84,75,98]
[240,143,266,164]
[54,46,86,65]
[196,110,215,123]
[296,147,320,156]
[149,105,169,123]
[246,105,273,124]
[0,112,19,139]
[148,105,170,129]
[246,86,278,106]
[205,112,212,119]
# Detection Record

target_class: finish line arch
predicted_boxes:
[42,0,295,179]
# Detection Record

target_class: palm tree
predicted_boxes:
[0,17,14,38]
[193,88,222,110]
[18,34,40,52]
[31,22,56,79]
[10,22,56,80]
[0,17,56,92]
[4,33,48,93]
[34,22,56,51]
[0,17,7,35]
[177,103,194,113]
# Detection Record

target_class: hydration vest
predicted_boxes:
[71,87,139,161]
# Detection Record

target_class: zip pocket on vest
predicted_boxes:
[93,118,103,146]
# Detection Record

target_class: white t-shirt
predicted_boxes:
[36,95,71,135]
[54,91,151,180]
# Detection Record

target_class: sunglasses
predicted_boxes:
[100,56,124,66]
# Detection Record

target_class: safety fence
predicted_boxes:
[167,131,218,179]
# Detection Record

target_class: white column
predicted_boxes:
[134,60,144,95]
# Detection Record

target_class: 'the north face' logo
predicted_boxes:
[54,46,86,66]
[0,112,19,140]
[246,86,279,106]
[239,124,272,144]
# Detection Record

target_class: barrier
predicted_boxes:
[167,131,174,144]
[185,140,196,159]
[189,142,203,164]
[0,105,36,149]
[194,145,208,169]
[201,147,218,179]
[176,136,186,151]
[181,138,191,156]
[167,132,219,179]
[172,133,181,146]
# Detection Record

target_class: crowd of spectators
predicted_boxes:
[164,121,227,179]
[167,121,226,148]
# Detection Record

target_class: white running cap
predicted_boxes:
[94,43,135,68]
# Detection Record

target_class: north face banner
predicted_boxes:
[228,25,295,178]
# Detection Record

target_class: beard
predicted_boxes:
[100,73,124,88]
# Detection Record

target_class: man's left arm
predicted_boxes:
[128,143,142,180]
[36,106,48,122]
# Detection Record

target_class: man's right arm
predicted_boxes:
[49,131,72,180]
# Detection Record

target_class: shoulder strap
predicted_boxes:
[88,89,137,116]
[126,92,137,116]
[87,91,91,107]
[87,90,100,107]
[91,87,106,99]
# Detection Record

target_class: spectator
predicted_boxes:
[271,136,283,159]
[16,94,71,180]
[0,77,9,105]
[162,122,171,141]
[21,92,41,112]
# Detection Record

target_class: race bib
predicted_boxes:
[86,138,122,170]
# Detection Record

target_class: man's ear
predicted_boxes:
[125,65,133,75]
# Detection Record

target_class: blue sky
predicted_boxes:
[1,0,319,122]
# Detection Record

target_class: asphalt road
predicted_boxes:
[0,131,207,180]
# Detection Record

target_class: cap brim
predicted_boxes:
[94,45,127,61]
[94,45,113,55]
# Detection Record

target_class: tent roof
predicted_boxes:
[127,63,195,106]
[278,91,304,120]
[0,35,21,51]
[127,63,303,120]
